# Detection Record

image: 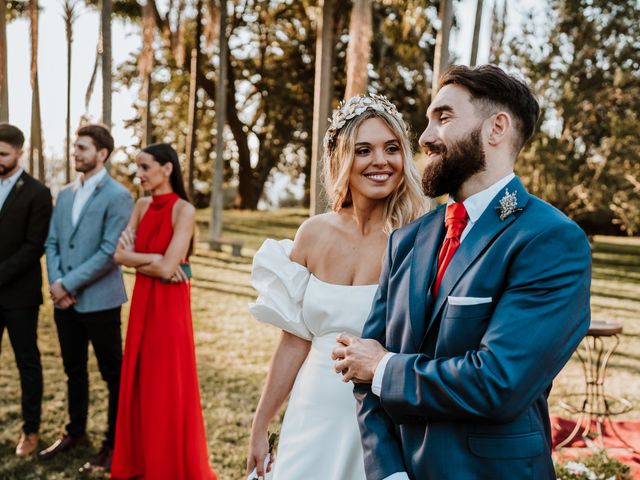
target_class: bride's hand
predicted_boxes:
[247,429,271,478]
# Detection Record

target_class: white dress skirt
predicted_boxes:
[250,239,377,480]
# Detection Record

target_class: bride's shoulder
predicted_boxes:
[290,212,340,262]
[295,212,340,241]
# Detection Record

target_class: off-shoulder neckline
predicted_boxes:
[309,272,378,289]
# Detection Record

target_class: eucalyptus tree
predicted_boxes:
[469,0,483,66]
[29,0,44,181]
[344,0,372,99]
[431,0,453,97]
[0,0,8,121]
[102,0,112,127]
[62,0,79,182]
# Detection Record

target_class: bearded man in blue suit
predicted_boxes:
[332,65,591,480]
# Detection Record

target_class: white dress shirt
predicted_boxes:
[371,172,516,480]
[0,167,24,211]
[71,168,107,227]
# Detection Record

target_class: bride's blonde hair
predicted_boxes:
[322,97,428,233]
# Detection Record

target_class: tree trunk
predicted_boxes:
[431,0,454,99]
[30,0,44,181]
[344,0,371,99]
[140,0,155,146]
[101,0,112,128]
[186,0,202,200]
[66,26,72,182]
[209,0,226,238]
[310,0,336,215]
[82,35,101,124]
[469,0,483,67]
[64,0,77,183]
[0,0,9,122]
[489,0,507,63]
[197,65,254,209]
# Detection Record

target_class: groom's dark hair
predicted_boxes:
[440,64,540,152]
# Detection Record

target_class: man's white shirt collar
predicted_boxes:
[0,167,24,187]
[75,167,107,191]
[71,168,107,227]
[448,172,515,223]
[448,172,515,242]
[0,167,24,211]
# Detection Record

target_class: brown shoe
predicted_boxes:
[78,445,113,474]
[38,433,90,461]
[16,432,39,457]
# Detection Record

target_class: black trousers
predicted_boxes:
[0,307,43,434]
[54,306,122,447]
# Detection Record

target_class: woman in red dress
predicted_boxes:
[112,143,216,480]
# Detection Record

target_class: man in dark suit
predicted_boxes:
[0,123,52,457]
[333,65,591,479]
[41,124,133,473]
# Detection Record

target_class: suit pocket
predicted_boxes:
[445,301,493,319]
[468,432,544,459]
[438,302,494,355]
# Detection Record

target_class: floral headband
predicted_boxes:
[322,93,406,155]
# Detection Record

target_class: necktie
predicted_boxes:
[434,202,469,296]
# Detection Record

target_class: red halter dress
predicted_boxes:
[111,192,216,480]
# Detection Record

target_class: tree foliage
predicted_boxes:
[508,0,640,235]
[113,0,439,209]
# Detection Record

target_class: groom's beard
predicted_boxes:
[421,127,487,198]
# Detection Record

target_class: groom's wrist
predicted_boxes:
[371,352,396,396]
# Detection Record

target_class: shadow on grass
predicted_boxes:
[0,439,101,480]
[190,255,254,271]
[191,279,256,299]
[193,250,254,265]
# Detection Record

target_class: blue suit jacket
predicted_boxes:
[45,173,133,313]
[355,177,591,480]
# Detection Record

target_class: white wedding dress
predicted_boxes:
[250,239,377,480]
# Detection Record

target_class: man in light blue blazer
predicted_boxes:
[333,65,591,480]
[41,125,133,472]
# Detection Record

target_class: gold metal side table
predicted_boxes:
[556,321,636,452]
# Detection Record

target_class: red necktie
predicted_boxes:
[434,202,469,296]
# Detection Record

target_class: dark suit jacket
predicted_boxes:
[0,171,53,309]
[355,176,592,480]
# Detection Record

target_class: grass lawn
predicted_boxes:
[0,208,638,479]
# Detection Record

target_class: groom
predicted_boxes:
[332,65,591,480]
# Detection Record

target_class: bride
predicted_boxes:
[246,94,428,480]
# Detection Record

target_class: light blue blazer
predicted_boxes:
[355,176,592,480]
[45,173,133,313]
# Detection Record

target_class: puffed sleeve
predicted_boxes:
[249,238,313,340]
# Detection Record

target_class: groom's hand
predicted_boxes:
[331,332,387,384]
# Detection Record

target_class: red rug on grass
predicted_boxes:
[551,416,640,479]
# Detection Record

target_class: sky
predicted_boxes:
[5,0,542,180]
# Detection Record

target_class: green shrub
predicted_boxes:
[555,450,632,480]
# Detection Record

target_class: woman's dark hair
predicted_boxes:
[142,143,194,257]
[142,143,191,203]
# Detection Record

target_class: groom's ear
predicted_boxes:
[485,111,512,148]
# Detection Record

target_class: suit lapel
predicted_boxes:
[0,172,28,223]
[427,177,531,337]
[408,205,445,350]
[70,174,110,240]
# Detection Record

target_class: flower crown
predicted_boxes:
[323,93,405,155]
